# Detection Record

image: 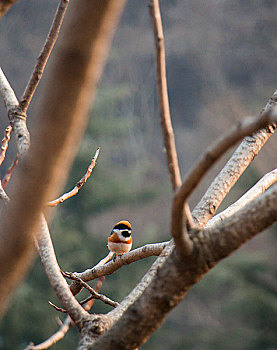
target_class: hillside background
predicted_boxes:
[0,0,277,349]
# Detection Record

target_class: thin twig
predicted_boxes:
[19,0,70,113]
[46,148,100,207]
[0,125,12,166]
[27,278,105,350]
[207,168,277,229]
[172,99,277,256]
[25,317,71,350]
[1,156,18,188]
[48,301,67,313]
[63,271,119,308]
[149,0,182,192]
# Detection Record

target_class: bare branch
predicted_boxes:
[19,0,70,113]
[63,272,119,308]
[172,98,277,257]
[70,242,168,295]
[48,301,67,314]
[36,216,89,327]
[47,148,100,207]
[0,125,12,166]
[207,168,277,229]
[25,316,71,350]
[26,278,105,350]
[193,93,277,228]
[1,156,18,188]
[149,0,182,191]
[0,0,18,18]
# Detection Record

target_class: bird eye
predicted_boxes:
[122,230,131,238]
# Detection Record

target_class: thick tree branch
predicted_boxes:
[19,0,70,113]
[192,92,277,228]
[207,168,277,229]
[204,183,277,262]
[149,0,182,191]
[90,185,277,350]
[0,0,127,319]
[47,148,99,207]
[172,97,277,257]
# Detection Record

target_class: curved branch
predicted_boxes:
[70,242,168,295]
[47,148,99,207]
[149,0,182,191]
[37,216,88,327]
[25,317,71,350]
[206,168,277,229]
[172,98,277,256]
[192,93,277,228]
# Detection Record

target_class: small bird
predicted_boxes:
[108,220,132,257]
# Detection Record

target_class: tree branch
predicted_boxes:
[172,96,277,257]
[25,316,71,350]
[204,183,277,263]
[26,278,105,350]
[207,168,277,229]
[47,148,99,207]
[0,68,30,156]
[36,216,89,327]
[149,0,182,191]
[19,0,70,113]
[192,92,277,228]
[70,242,168,295]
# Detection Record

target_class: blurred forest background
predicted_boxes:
[0,0,277,349]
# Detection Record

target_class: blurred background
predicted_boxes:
[0,0,277,349]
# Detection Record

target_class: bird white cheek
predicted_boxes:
[108,241,132,254]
